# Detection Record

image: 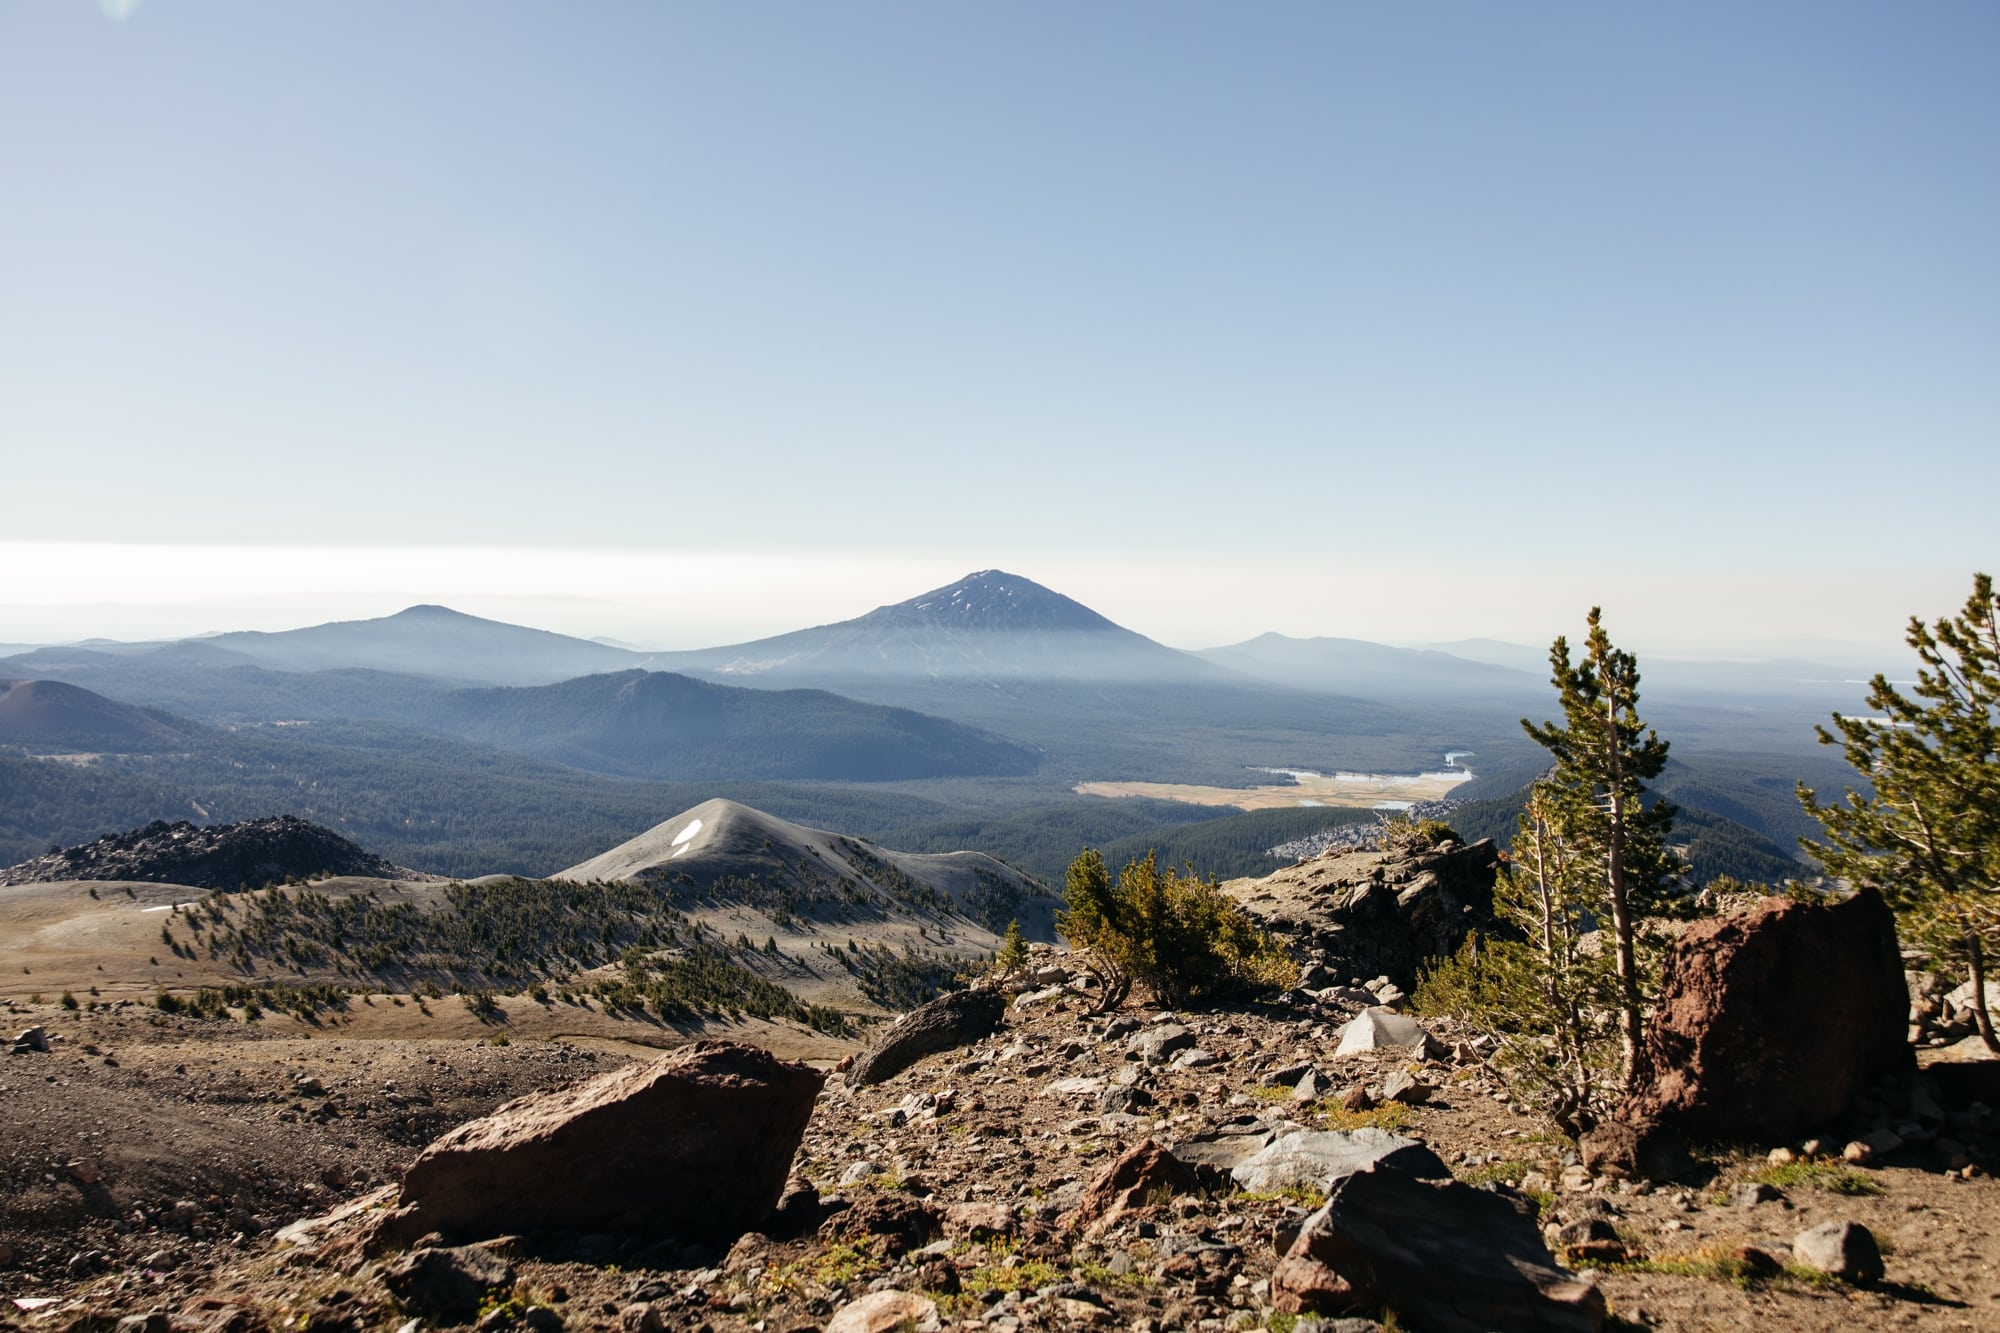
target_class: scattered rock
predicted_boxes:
[1279,1161,1605,1332]
[1072,1139,1198,1230]
[845,989,1007,1087]
[1170,1118,1281,1178]
[382,1244,516,1320]
[1381,1069,1431,1105]
[1732,1182,1783,1208]
[818,1194,940,1255]
[825,1290,939,1333]
[943,1201,1017,1241]
[11,1026,49,1054]
[1129,1024,1195,1066]
[617,1304,663,1333]
[839,1160,886,1186]
[1793,1220,1885,1284]
[1225,838,1504,990]
[381,1041,823,1246]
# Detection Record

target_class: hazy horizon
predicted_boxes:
[3,5,1993,670]
[0,539,1966,669]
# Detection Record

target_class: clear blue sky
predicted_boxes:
[2,2,1994,654]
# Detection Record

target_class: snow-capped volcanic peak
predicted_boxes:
[870,570,1119,633]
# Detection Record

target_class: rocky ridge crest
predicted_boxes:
[0,816,406,889]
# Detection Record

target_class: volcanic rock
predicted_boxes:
[1072,1139,1199,1231]
[1585,890,1909,1175]
[380,1041,823,1246]
[1276,1161,1605,1331]
[845,988,1006,1088]
[1226,837,1503,990]
[382,1244,516,1320]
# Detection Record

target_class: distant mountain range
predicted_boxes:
[419,669,1040,782]
[200,603,656,684]
[0,567,1880,893]
[1196,633,1539,701]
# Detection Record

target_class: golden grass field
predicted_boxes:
[1073,768,1470,811]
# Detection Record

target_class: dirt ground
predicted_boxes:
[3,985,1996,1333]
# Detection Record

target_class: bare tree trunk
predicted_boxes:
[1969,930,1998,1052]
[1604,696,1643,1095]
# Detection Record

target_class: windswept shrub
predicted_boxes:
[1059,849,1295,1009]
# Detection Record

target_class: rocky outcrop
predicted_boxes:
[845,988,1006,1087]
[381,1041,823,1246]
[1586,890,1909,1176]
[0,816,404,889]
[1225,838,1502,990]
[1274,1161,1605,1330]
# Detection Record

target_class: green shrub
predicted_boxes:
[1059,849,1296,1009]
[1380,815,1462,854]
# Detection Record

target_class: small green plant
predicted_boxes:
[476,1292,529,1322]
[1319,1101,1415,1133]
[1456,1159,1531,1188]
[960,1257,1064,1296]
[1380,815,1461,855]
[59,991,78,1010]
[1236,1183,1328,1209]
[1600,1245,1837,1290]
[1740,1158,1881,1197]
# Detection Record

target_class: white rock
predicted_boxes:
[1333,1007,1431,1057]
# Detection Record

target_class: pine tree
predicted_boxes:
[1521,607,1681,1093]
[994,918,1029,977]
[1416,782,1624,1135]
[1800,573,2000,1051]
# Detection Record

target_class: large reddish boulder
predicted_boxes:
[1586,890,1909,1174]
[381,1041,823,1246]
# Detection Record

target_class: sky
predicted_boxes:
[2,2,1994,660]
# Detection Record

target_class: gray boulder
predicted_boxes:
[1129,1023,1196,1066]
[1333,1008,1431,1057]
[1231,1127,1449,1194]
[1793,1221,1885,1284]
[847,988,1007,1087]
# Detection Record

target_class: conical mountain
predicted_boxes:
[654,570,1215,685]
[562,797,1058,940]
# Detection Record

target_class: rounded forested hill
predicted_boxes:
[0,815,404,889]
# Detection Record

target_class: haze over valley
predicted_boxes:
[2,570,1870,892]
